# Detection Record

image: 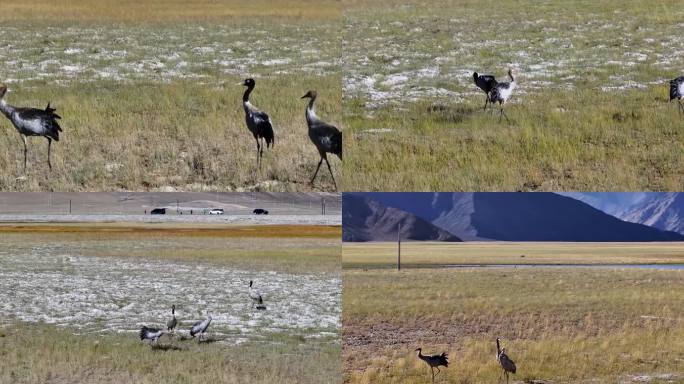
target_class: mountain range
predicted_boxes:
[343,192,684,242]
[342,194,461,241]
[563,192,684,235]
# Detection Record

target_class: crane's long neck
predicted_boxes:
[243,86,254,104]
[0,98,15,118]
[306,97,318,125]
[508,71,515,83]
[496,339,501,355]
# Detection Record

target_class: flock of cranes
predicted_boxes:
[416,338,517,384]
[473,69,684,123]
[139,280,264,346]
[0,78,342,189]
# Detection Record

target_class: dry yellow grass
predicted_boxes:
[0,322,341,384]
[0,0,341,23]
[0,223,341,238]
[0,223,341,272]
[343,267,684,383]
[342,242,684,268]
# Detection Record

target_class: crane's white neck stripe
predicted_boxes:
[0,98,14,116]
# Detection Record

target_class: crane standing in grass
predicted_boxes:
[190,314,212,343]
[669,76,684,115]
[301,90,342,190]
[415,347,449,383]
[0,84,62,172]
[496,338,517,384]
[166,304,177,334]
[473,72,498,111]
[242,78,274,173]
[489,69,517,123]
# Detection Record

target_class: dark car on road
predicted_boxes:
[150,208,166,214]
[253,209,269,215]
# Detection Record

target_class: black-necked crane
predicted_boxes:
[473,72,498,111]
[489,69,516,123]
[249,280,266,310]
[0,84,62,172]
[166,304,177,333]
[190,314,212,343]
[139,326,166,345]
[496,338,517,384]
[301,90,342,190]
[415,347,449,383]
[669,76,684,115]
[242,78,274,172]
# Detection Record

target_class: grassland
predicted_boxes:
[0,223,341,272]
[0,223,341,383]
[342,242,684,269]
[0,322,340,384]
[0,0,341,191]
[342,243,684,383]
[343,0,684,191]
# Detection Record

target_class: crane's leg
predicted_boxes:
[21,135,28,172]
[505,371,509,384]
[500,107,510,124]
[435,366,441,377]
[255,137,261,172]
[324,158,337,190]
[310,158,323,185]
[431,367,435,384]
[678,99,683,116]
[46,137,52,171]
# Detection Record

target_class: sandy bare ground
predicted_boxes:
[0,214,340,225]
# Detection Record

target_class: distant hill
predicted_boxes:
[347,192,684,242]
[342,194,461,242]
[618,193,684,235]
[563,192,684,235]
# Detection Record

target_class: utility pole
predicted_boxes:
[397,223,401,271]
[69,199,72,215]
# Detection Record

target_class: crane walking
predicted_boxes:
[473,72,498,111]
[415,347,449,383]
[301,90,342,190]
[489,69,517,123]
[139,326,167,345]
[496,338,517,384]
[0,84,62,172]
[242,78,274,173]
[669,76,684,115]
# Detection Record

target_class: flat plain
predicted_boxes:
[342,242,684,383]
[0,223,342,383]
[343,0,684,191]
[0,0,341,191]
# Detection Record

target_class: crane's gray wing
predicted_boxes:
[15,106,62,140]
[670,77,684,100]
[311,121,342,159]
[253,111,274,147]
